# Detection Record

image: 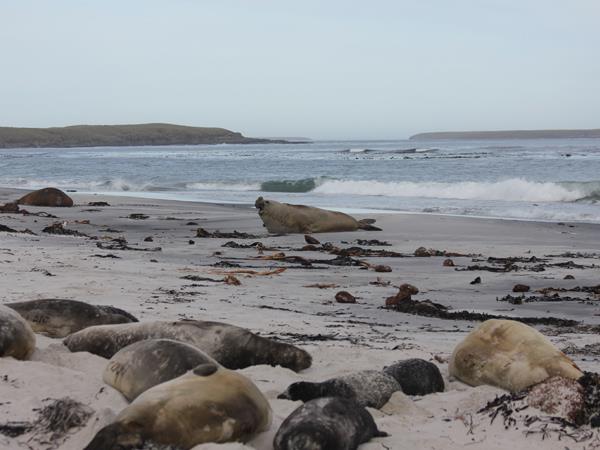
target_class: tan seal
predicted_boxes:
[0,304,36,360]
[64,319,312,372]
[16,187,74,207]
[449,319,582,392]
[103,338,218,400]
[85,363,271,449]
[255,197,381,234]
[6,299,138,338]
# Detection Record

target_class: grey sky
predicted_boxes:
[1,1,599,139]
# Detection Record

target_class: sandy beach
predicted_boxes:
[1,187,600,450]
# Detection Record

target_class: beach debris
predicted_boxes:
[414,247,472,257]
[144,236,154,242]
[513,284,530,293]
[211,261,241,268]
[562,343,600,357]
[0,398,93,447]
[373,264,392,273]
[223,274,241,286]
[96,237,161,252]
[196,228,259,239]
[304,283,339,289]
[470,276,481,285]
[186,221,198,225]
[304,234,320,245]
[30,267,55,276]
[90,253,121,259]
[565,274,575,279]
[210,267,287,277]
[88,201,110,206]
[335,291,356,304]
[188,239,195,245]
[497,294,592,304]
[17,187,73,207]
[528,376,584,422]
[369,277,391,287]
[42,222,88,237]
[537,285,600,295]
[443,258,455,267]
[222,240,268,249]
[354,239,391,246]
[0,224,18,233]
[128,213,149,220]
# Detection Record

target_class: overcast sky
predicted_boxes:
[1,1,599,139]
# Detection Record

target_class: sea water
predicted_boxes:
[1,138,599,223]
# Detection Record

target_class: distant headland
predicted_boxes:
[410,128,600,140]
[0,123,292,149]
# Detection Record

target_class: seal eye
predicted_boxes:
[193,363,218,377]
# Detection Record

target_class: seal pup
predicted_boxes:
[273,397,387,450]
[16,187,73,207]
[0,304,36,360]
[383,358,445,395]
[255,197,381,234]
[449,319,583,392]
[6,299,138,338]
[85,363,271,449]
[278,370,401,408]
[103,338,219,400]
[64,319,312,372]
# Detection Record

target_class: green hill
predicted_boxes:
[0,123,287,148]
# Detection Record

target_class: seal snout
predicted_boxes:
[255,196,265,210]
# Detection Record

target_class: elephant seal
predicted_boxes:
[383,358,445,395]
[449,319,583,392]
[64,319,312,372]
[0,305,36,360]
[278,370,400,408]
[16,187,73,207]
[85,363,271,449]
[273,397,387,450]
[103,338,219,400]
[6,299,138,338]
[255,197,381,234]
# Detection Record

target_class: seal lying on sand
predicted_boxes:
[6,299,138,338]
[383,358,445,395]
[85,363,271,449]
[449,319,583,392]
[0,305,36,360]
[103,339,219,400]
[16,187,73,207]
[273,397,387,450]
[255,197,381,234]
[278,370,401,408]
[64,319,312,372]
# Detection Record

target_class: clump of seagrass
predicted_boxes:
[0,398,93,448]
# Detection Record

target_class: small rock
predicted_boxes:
[304,235,320,245]
[88,201,110,207]
[443,258,454,267]
[414,247,431,257]
[564,274,575,280]
[223,275,241,286]
[129,213,149,220]
[188,240,195,245]
[373,265,392,273]
[512,284,530,293]
[335,291,356,304]
[470,276,481,285]
[144,236,154,242]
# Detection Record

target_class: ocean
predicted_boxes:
[1,138,599,223]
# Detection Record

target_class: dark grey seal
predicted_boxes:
[103,339,219,400]
[273,397,387,450]
[278,370,401,408]
[6,299,138,338]
[63,319,312,372]
[383,358,445,395]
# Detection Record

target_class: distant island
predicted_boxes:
[0,123,290,149]
[410,128,600,140]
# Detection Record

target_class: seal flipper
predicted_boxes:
[358,219,382,231]
[84,422,142,450]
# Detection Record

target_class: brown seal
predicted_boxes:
[17,187,73,207]
[0,305,36,360]
[6,299,138,338]
[64,319,312,372]
[255,197,381,234]
[85,363,271,449]
[449,319,583,392]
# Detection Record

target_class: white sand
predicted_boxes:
[1,188,600,449]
